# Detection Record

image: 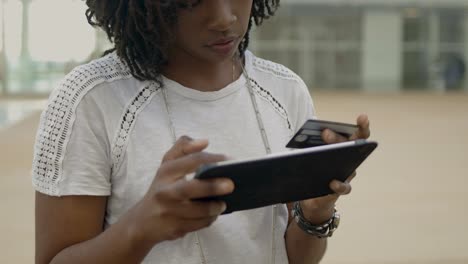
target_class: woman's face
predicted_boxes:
[170,0,254,64]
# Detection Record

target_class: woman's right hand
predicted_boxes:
[129,136,235,245]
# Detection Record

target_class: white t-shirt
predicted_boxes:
[32,50,316,264]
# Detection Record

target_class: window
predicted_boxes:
[252,5,362,90]
[0,0,109,96]
[402,8,466,90]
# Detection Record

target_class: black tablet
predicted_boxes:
[194,140,378,214]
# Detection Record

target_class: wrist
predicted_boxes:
[124,201,161,250]
[124,215,152,251]
[300,202,335,225]
[292,202,340,238]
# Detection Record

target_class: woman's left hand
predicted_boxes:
[298,114,371,223]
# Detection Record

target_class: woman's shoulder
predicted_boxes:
[247,51,304,84]
[57,52,133,97]
[38,53,149,151]
[46,52,145,114]
[246,51,310,98]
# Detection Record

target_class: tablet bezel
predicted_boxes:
[194,140,378,214]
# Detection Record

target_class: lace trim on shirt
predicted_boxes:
[252,57,298,80]
[32,53,131,196]
[248,78,292,132]
[111,82,161,172]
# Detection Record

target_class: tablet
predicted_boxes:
[194,140,378,214]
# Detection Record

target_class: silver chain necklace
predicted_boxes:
[161,57,277,264]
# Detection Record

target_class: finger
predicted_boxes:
[159,152,227,182]
[301,194,338,211]
[162,136,209,162]
[169,178,235,201]
[350,114,371,140]
[330,180,352,195]
[297,196,339,223]
[173,200,227,219]
[346,171,357,183]
[322,129,348,144]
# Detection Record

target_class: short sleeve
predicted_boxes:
[32,76,112,197]
[292,77,317,132]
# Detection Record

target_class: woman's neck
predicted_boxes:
[163,52,243,92]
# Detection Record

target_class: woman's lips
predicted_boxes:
[207,37,238,55]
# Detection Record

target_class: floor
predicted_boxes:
[0,92,467,264]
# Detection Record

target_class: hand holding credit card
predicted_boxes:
[286,119,358,148]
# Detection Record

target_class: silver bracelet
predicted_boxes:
[291,201,340,238]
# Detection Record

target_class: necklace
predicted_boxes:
[161,55,277,264]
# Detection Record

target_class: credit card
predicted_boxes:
[286,119,358,148]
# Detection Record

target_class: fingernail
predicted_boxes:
[220,203,227,213]
[210,204,223,215]
[220,154,230,161]
[332,181,341,190]
[193,139,208,145]
[220,180,233,192]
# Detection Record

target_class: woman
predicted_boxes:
[33,0,370,263]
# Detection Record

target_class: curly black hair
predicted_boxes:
[85,0,280,83]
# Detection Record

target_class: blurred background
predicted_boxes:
[0,0,467,263]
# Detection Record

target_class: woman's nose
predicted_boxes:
[206,1,238,32]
